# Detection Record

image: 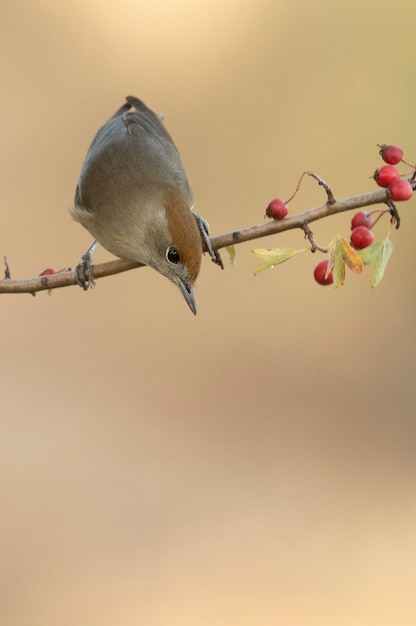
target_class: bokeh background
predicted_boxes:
[1,1,416,624]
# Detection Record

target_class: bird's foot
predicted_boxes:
[75,241,97,290]
[193,214,224,269]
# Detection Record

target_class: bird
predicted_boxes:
[71,95,218,314]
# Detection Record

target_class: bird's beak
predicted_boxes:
[177,279,197,315]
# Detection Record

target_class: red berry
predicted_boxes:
[374,165,400,188]
[266,198,289,220]
[379,144,404,165]
[350,226,374,249]
[388,178,413,201]
[39,268,56,276]
[313,260,333,286]
[351,211,374,230]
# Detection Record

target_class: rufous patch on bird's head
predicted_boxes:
[162,187,202,283]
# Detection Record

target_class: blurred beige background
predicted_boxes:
[1,1,416,624]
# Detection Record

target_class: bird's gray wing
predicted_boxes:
[123,96,193,205]
[76,97,193,209]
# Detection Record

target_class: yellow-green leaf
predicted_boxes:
[226,245,236,266]
[357,239,394,287]
[340,236,364,275]
[328,235,364,288]
[357,244,378,266]
[329,237,346,287]
[253,247,306,274]
[369,239,394,287]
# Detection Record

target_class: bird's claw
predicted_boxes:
[194,213,224,269]
[75,241,97,290]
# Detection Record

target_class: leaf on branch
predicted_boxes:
[329,235,364,288]
[341,238,364,275]
[253,247,307,274]
[226,245,237,266]
[357,239,393,288]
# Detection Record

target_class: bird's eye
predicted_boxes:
[166,246,181,265]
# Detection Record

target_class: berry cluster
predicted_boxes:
[350,207,376,248]
[263,145,413,287]
[314,209,377,285]
[374,144,413,201]
[314,143,414,286]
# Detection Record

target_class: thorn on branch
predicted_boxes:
[3,256,11,279]
[302,224,328,253]
[385,199,401,229]
[308,172,336,205]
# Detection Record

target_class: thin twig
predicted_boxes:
[285,170,336,205]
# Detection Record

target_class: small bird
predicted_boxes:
[71,96,217,314]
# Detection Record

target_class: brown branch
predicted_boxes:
[209,187,392,250]
[0,259,143,294]
[0,185,404,295]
